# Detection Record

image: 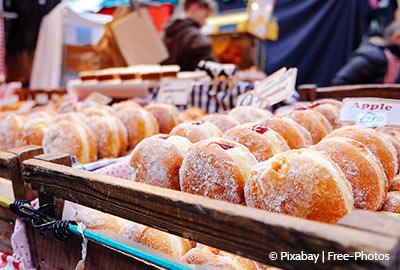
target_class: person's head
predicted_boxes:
[384,21,400,45]
[184,0,217,26]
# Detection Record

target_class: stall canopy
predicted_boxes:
[265,0,370,87]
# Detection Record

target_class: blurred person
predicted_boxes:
[332,20,400,85]
[162,0,216,71]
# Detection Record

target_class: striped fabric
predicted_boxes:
[152,81,253,113]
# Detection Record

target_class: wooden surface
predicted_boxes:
[22,159,400,269]
[298,84,400,101]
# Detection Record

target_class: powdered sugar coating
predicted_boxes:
[381,191,400,213]
[170,121,223,143]
[0,113,26,150]
[229,106,272,124]
[145,103,181,133]
[21,117,54,146]
[130,134,192,190]
[200,114,241,133]
[179,137,257,204]
[312,103,341,129]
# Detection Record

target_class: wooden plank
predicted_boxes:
[22,159,400,270]
[34,153,72,166]
[0,151,17,179]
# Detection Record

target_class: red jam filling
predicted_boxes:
[213,142,234,150]
[159,134,171,139]
[252,125,268,134]
[192,121,203,125]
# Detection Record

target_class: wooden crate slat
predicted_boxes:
[22,159,400,269]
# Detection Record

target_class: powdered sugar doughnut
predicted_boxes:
[259,117,312,149]
[56,101,83,113]
[391,175,400,191]
[145,103,181,133]
[326,126,398,181]
[112,100,142,112]
[82,107,112,118]
[130,134,191,190]
[116,107,159,149]
[0,113,26,150]
[314,98,342,108]
[244,149,354,223]
[313,137,387,210]
[182,245,262,270]
[200,114,240,133]
[380,191,400,214]
[170,121,222,143]
[21,117,54,146]
[310,103,341,128]
[229,106,272,123]
[377,127,400,170]
[289,109,332,144]
[224,123,289,162]
[179,137,257,204]
[87,116,128,158]
[43,121,97,163]
[54,112,87,125]
[179,107,206,122]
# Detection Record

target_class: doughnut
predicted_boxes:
[26,111,55,121]
[130,134,192,190]
[259,117,312,149]
[224,123,289,162]
[179,107,206,122]
[313,98,342,108]
[170,121,222,143]
[229,106,272,123]
[116,107,159,149]
[21,117,54,146]
[380,191,400,214]
[310,103,341,128]
[145,103,181,133]
[182,245,262,270]
[87,116,128,158]
[200,114,240,133]
[54,112,87,125]
[288,109,332,144]
[179,137,257,204]
[244,149,354,223]
[376,127,400,170]
[43,120,97,163]
[82,107,112,118]
[111,100,142,112]
[0,113,26,150]
[390,175,400,191]
[326,126,398,181]
[56,100,83,113]
[313,137,387,210]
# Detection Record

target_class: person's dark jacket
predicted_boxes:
[331,42,390,85]
[162,18,215,71]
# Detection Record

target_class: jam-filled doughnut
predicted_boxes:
[390,175,400,191]
[179,107,206,122]
[130,134,191,190]
[310,103,341,128]
[87,115,128,158]
[170,121,222,143]
[380,191,400,214]
[145,103,181,133]
[200,114,240,133]
[111,100,142,112]
[116,107,159,149]
[21,117,54,146]
[229,106,272,123]
[377,127,400,171]
[224,123,289,162]
[313,98,342,108]
[289,109,332,144]
[0,113,26,150]
[326,126,398,181]
[313,137,387,210]
[259,117,312,149]
[180,137,257,204]
[244,149,354,223]
[43,121,97,163]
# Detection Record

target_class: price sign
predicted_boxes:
[84,92,112,105]
[157,79,193,105]
[338,98,400,128]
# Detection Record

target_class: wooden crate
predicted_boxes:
[298,84,400,102]
[18,153,400,270]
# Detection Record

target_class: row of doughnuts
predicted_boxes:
[129,100,400,224]
[74,207,277,270]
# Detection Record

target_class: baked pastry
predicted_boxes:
[310,103,341,128]
[390,175,400,191]
[229,106,272,123]
[21,117,54,146]
[0,113,26,150]
[313,137,387,210]
[182,245,264,270]
[54,112,87,125]
[179,107,206,122]
[244,149,354,223]
[82,107,112,118]
[179,137,257,204]
[116,107,159,149]
[313,98,342,108]
[43,120,97,163]
[170,121,222,143]
[111,100,142,112]
[87,116,128,158]
[145,103,181,133]
[289,109,332,144]
[380,191,400,214]
[259,117,312,149]
[130,134,192,190]
[224,123,289,162]
[326,126,398,181]
[56,100,83,113]
[376,127,400,170]
[200,114,240,133]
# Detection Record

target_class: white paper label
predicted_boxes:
[338,98,400,127]
[157,79,193,105]
[84,92,112,105]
